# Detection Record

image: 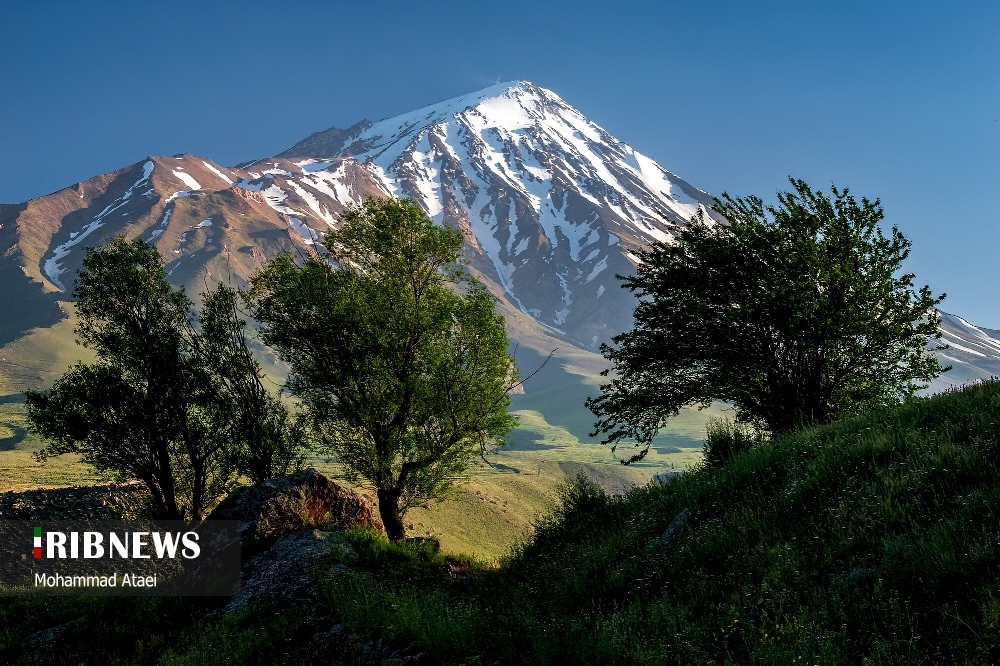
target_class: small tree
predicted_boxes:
[249,196,518,540]
[588,179,947,462]
[26,237,219,518]
[25,237,301,518]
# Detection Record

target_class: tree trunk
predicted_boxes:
[152,464,183,520]
[376,488,405,541]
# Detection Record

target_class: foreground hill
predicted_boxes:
[316,380,1000,663]
[4,381,1000,664]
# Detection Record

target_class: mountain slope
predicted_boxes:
[927,312,1000,391]
[242,81,723,348]
[0,80,995,403]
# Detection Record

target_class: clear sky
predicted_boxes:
[2,1,998,325]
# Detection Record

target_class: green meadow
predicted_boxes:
[0,309,716,560]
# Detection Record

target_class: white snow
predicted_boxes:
[260,183,303,217]
[235,178,263,192]
[406,129,446,217]
[248,80,718,329]
[296,159,337,173]
[939,314,1000,355]
[287,217,320,245]
[941,338,989,358]
[298,162,359,207]
[137,160,155,184]
[585,256,608,282]
[288,181,336,226]
[172,170,201,190]
[196,219,213,228]
[154,190,191,230]
[202,161,233,184]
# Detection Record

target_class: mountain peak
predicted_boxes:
[4,82,996,388]
[276,81,563,162]
[242,81,724,345]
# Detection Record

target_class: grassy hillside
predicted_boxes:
[300,376,1000,664]
[312,380,1000,664]
[5,381,1000,664]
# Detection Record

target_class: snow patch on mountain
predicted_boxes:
[203,161,233,184]
[172,170,201,190]
[257,81,718,337]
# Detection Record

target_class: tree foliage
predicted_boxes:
[588,179,947,462]
[249,196,518,540]
[195,284,305,484]
[25,237,301,518]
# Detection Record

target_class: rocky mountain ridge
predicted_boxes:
[1,80,997,392]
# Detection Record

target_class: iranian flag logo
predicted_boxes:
[33,526,41,559]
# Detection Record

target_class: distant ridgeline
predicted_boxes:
[1,81,996,403]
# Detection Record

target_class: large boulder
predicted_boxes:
[207,469,383,554]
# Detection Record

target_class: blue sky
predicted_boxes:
[2,1,998,325]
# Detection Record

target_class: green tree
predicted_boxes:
[249,196,518,540]
[588,179,947,462]
[25,237,301,518]
[196,284,304,484]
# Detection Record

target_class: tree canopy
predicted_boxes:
[25,236,301,518]
[195,284,304,485]
[588,179,947,462]
[249,196,518,540]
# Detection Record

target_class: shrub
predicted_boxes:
[702,416,765,468]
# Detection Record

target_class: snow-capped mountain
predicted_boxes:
[926,313,1000,392]
[237,81,723,347]
[1,80,996,395]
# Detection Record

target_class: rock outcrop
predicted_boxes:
[224,529,357,612]
[0,483,149,520]
[207,468,383,555]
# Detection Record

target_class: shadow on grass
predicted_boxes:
[0,425,26,451]
[504,429,558,451]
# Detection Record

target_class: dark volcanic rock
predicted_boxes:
[207,469,383,554]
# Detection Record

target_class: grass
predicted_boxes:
[307,455,657,562]
[0,303,95,398]
[4,381,1000,663]
[310,380,1000,664]
[0,403,110,491]
[0,595,324,666]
